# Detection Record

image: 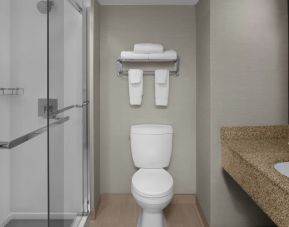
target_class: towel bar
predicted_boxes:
[0,116,69,149]
[116,58,180,76]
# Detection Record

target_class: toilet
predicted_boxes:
[130,124,174,227]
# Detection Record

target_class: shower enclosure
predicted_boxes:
[0,0,92,226]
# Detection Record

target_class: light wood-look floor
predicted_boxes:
[90,194,207,227]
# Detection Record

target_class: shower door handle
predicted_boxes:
[51,101,89,117]
[76,101,89,108]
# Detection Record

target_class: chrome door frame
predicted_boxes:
[82,5,90,217]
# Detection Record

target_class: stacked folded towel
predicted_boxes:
[149,50,177,60]
[120,50,177,60]
[120,51,149,60]
[134,43,164,54]
[121,43,176,107]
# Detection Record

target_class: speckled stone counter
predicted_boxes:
[221,125,289,227]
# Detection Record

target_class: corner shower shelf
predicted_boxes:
[0,88,24,95]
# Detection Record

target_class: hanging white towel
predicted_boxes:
[134,43,164,54]
[155,71,168,84]
[155,69,170,107]
[129,72,142,84]
[128,69,143,106]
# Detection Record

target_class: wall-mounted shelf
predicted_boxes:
[0,88,24,95]
[116,58,180,76]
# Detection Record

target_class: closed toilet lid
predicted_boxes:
[132,169,173,198]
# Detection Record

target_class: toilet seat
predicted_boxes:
[132,169,173,198]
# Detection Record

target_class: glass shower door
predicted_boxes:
[48,0,89,226]
[0,0,89,226]
[0,0,49,226]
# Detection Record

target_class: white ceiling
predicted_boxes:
[97,0,199,5]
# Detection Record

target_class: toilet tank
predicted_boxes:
[130,124,173,168]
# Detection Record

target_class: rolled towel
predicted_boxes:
[155,69,170,107]
[120,51,149,60]
[128,69,143,106]
[149,50,177,60]
[134,43,164,54]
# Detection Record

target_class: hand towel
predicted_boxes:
[155,69,170,107]
[129,72,142,84]
[120,51,149,60]
[149,50,177,60]
[155,71,168,84]
[128,69,143,106]
[134,43,164,54]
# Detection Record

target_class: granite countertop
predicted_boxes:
[221,125,289,227]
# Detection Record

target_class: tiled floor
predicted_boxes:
[90,194,207,227]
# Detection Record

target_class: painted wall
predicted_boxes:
[0,0,11,224]
[100,6,196,193]
[210,1,288,226]
[196,0,288,226]
[92,0,101,207]
[196,0,211,223]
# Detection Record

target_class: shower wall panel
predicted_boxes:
[10,0,48,214]
[0,0,12,224]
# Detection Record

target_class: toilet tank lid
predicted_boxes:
[131,124,173,135]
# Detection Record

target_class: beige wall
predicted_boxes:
[99,6,196,193]
[196,0,211,223]
[196,0,288,226]
[91,0,100,207]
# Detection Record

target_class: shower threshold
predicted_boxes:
[5,219,74,227]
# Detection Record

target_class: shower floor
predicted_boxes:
[5,219,73,227]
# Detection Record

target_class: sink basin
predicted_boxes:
[274,162,289,177]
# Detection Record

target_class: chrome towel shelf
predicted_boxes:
[0,88,24,95]
[116,58,180,76]
[0,116,69,149]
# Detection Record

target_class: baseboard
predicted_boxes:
[171,194,197,204]
[90,194,102,220]
[90,207,96,220]
[195,197,209,227]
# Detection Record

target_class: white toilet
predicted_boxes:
[130,124,174,227]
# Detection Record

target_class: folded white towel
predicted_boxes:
[134,43,164,54]
[128,69,143,106]
[149,50,177,60]
[155,69,170,107]
[120,51,149,60]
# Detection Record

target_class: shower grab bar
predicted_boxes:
[53,101,89,115]
[0,116,70,149]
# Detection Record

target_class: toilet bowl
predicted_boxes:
[130,124,174,227]
[131,169,174,227]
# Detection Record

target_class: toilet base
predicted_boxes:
[137,209,167,227]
